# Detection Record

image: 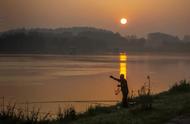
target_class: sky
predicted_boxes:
[0,0,189,37]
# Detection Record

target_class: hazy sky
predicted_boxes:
[0,0,189,37]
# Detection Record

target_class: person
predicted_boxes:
[110,74,129,108]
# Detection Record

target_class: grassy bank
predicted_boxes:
[1,80,190,124]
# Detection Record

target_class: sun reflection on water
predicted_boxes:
[120,53,127,79]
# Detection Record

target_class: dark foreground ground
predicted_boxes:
[72,92,190,124]
[1,80,190,124]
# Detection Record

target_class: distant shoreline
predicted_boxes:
[0,51,190,57]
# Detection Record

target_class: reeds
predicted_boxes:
[0,103,77,123]
[57,105,77,122]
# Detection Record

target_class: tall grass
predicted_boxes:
[0,103,51,123]
[57,105,77,122]
[137,85,153,110]
[0,103,77,123]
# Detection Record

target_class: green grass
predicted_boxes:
[1,80,190,124]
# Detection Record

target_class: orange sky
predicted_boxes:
[0,0,189,37]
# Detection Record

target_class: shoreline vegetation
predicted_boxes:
[1,80,190,124]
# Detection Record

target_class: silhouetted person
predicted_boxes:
[110,74,129,108]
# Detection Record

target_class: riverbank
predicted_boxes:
[73,91,190,124]
[0,80,190,124]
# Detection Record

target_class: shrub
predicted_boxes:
[169,80,190,92]
[85,105,116,116]
[137,85,153,110]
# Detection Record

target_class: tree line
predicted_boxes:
[0,27,190,54]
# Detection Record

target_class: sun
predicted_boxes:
[120,18,127,25]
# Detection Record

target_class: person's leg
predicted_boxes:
[122,94,128,108]
[122,96,125,107]
[125,93,129,107]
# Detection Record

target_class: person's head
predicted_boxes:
[120,74,125,79]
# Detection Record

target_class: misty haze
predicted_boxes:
[0,0,190,124]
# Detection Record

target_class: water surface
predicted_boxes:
[0,53,190,113]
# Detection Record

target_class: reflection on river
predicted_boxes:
[120,53,127,79]
[0,53,190,113]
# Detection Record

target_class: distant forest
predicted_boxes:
[0,27,190,54]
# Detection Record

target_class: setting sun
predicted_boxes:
[120,18,127,25]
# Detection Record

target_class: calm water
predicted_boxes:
[0,53,190,113]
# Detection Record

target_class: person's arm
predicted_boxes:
[110,75,120,82]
